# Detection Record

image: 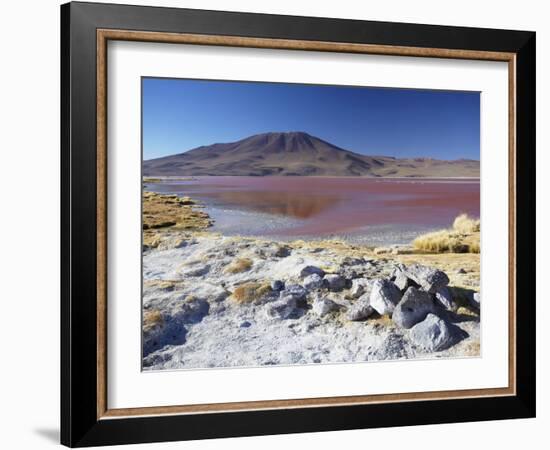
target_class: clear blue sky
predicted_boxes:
[142,77,480,161]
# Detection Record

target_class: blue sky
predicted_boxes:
[142,77,480,161]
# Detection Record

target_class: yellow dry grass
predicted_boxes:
[143,310,163,330]
[231,282,272,304]
[225,258,253,274]
[453,213,480,233]
[412,214,480,254]
[142,191,212,231]
[143,279,181,291]
[368,314,394,328]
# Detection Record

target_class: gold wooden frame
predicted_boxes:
[96,29,516,420]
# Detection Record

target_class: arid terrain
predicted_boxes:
[142,190,480,370]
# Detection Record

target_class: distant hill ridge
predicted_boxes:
[143,131,480,177]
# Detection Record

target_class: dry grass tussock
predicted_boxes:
[142,192,213,250]
[453,214,480,234]
[143,310,163,330]
[413,214,480,254]
[225,257,253,274]
[232,282,272,304]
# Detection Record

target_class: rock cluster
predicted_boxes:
[267,260,466,351]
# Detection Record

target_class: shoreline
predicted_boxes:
[142,191,480,370]
[142,190,480,287]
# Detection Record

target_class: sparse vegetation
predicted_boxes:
[412,214,480,254]
[452,213,480,233]
[142,191,212,232]
[143,310,163,330]
[231,282,272,304]
[225,257,253,274]
[143,279,180,291]
[143,231,162,250]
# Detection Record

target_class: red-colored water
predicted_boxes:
[152,177,479,239]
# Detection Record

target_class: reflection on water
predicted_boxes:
[147,176,480,243]
[200,191,341,219]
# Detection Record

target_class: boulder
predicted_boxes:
[312,297,339,317]
[469,291,480,310]
[324,274,346,292]
[409,313,455,351]
[280,284,307,301]
[272,245,291,258]
[300,265,325,278]
[265,296,299,319]
[303,273,324,290]
[393,271,414,291]
[395,264,449,293]
[435,286,457,311]
[270,280,285,291]
[346,293,374,321]
[369,279,401,315]
[349,278,371,299]
[392,287,436,329]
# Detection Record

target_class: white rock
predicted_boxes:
[392,287,436,329]
[312,297,339,317]
[280,284,307,301]
[349,278,371,299]
[265,297,299,320]
[300,265,325,278]
[324,274,346,292]
[271,280,284,291]
[435,286,456,311]
[346,293,374,321]
[303,273,324,290]
[469,291,480,310]
[396,264,449,293]
[369,279,401,315]
[409,313,455,352]
[394,271,411,291]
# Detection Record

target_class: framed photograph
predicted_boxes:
[61,1,536,447]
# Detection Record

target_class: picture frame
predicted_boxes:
[60,1,536,447]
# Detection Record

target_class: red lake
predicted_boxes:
[146,176,480,245]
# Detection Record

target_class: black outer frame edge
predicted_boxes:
[514,33,536,414]
[66,1,535,51]
[60,1,536,447]
[60,2,71,447]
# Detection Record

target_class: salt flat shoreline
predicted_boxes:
[142,192,480,371]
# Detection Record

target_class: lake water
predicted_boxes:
[146,176,480,246]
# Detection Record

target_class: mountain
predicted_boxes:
[142,131,479,177]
